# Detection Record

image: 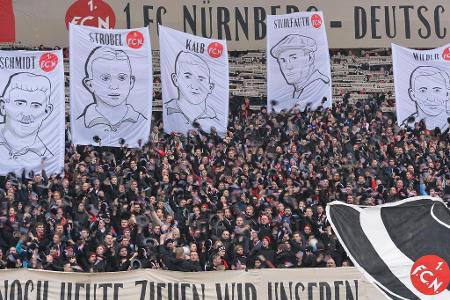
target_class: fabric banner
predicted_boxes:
[69,24,152,148]
[0,50,65,176]
[327,196,450,300]
[160,25,229,136]
[267,11,332,113]
[0,267,384,299]
[393,43,450,131]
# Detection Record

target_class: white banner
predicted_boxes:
[69,24,152,147]
[0,50,65,176]
[160,25,229,136]
[267,12,332,113]
[0,268,384,300]
[393,43,450,131]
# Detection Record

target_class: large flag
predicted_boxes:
[69,24,152,147]
[393,43,450,131]
[267,11,332,113]
[327,196,450,300]
[0,50,65,175]
[159,25,229,136]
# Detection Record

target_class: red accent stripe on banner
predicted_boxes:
[0,0,16,43]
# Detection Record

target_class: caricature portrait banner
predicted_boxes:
[392,43,450,131]
[0,50,65,176]
[267,12,332,113]
[159,25,229,136]
[69,24,152,147]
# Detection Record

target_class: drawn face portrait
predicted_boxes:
[86,57,135,107]
[277,49,313,85]
[172,60,214,105]
[409,73,450,116]
[2,87,52,138]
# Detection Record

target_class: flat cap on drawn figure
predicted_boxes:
[270,34,317,58]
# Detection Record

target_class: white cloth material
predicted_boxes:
[392,43,450,131]
[0,50,65,176]
[69,24,152,147]
[267,11,332,113]
[159,25,229,136]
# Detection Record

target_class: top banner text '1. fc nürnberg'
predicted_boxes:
[8,0,450,50]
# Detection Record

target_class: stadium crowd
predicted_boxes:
[0,90,449,273]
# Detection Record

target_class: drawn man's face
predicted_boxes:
[85,58,135,107]
[1,88,52,137]
[277,49,313,85]
[172,62,214,105]
[409,73,449,116]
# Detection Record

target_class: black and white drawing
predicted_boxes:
[160,25,228,136]
[270,34,330,102]
[267,12,332,113]
[0,72,54,158]
[165,51,218,125]
[77,46,147,132]
[401,66,450,129]
[70,24,152,148]
[393,43,450,131]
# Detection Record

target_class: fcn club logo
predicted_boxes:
[410,255,449,295]
[39,53,58,72]
[208,42,224,58]
[311,14,322,28]
[442,47,450,61]
[65,0,116,29]
[126,31,144,49]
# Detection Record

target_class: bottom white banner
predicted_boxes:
[0,268,384,300]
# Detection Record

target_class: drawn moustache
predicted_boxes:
[17,114,35,125]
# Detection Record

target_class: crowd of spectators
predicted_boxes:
[1,91,449,273]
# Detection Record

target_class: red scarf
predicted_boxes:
[9,214,15,223]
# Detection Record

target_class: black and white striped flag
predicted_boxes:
[327,196,450,300]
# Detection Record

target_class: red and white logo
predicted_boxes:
[410,255,449,295]
[208,42,224,58]
[442,47,450,61]
[39,53,58,72]
[65,0,116,29]
[311,14,323,29]
[126,31,144,49]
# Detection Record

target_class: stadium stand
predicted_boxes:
[0,43,448,273]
